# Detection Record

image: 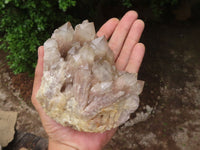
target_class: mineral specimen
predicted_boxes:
[36,20,144,132]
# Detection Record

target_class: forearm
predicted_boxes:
[48,139,78,150]
[48,138,103,150]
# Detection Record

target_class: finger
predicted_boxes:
[125,43,145,73]
[108,10,138,58]
[32,46,44,110]
[116,19,145,71]
[31,46,55,125]
[97,18,119,40]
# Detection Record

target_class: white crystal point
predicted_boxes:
[74,20,96,44]
[36,20,144,132]
[43,38,60,71]
[51,22,74,57]
[91,36,109,57]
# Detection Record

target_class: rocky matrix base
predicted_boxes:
[36,20,144,132]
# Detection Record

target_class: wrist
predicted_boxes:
[48,139,78,150]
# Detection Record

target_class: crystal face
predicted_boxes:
[36,20,144,132]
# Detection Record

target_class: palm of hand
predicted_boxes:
[32,11,145,150]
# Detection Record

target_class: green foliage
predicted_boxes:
[0,0,76,75]
[121,0,133,8]
[150,0,179,18]
[120,0,180,18]
[0,0,181,75]
[58,0,76,11]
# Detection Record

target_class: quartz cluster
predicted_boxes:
[36,20,144,132]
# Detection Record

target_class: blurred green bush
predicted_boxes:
[0,0,76,75]
[150,0,179,18]
[0,0,180,75]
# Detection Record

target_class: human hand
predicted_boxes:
[97,11,145,73]
[31,10,145,150]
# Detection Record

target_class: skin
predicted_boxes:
[31,10,145,150]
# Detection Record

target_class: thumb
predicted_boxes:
[31,46,44,112]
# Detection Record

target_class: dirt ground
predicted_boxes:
[0,19,200,150]
[0,52,46,138]
[104,20,200,150]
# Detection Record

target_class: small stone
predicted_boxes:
[36,20,144,132]
[19,148,28,150]
[0,110,17,147]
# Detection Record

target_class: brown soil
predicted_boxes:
[0,52,34,107]
[0,51,46,140]
[11,73,34,107]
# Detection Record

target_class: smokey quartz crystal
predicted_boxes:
[36,20,144,132]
